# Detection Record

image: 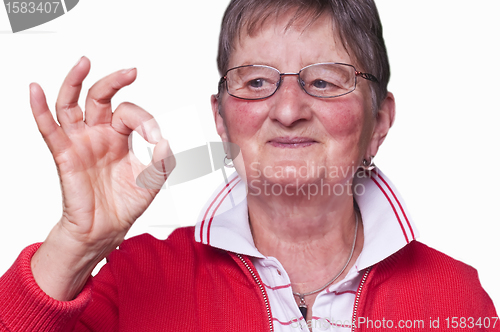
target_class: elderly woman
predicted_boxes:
[0,0,497,331]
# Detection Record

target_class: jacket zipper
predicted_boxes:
[236,254,274,332]
[352,267,371,332]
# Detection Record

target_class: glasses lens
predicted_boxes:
[226,66,280,100]
[300,63,356,98]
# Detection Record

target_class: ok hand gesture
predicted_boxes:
[29,57,175,301]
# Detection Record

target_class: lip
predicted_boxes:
[268,137,317,148]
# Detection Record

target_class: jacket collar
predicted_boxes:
[194,167,418,271]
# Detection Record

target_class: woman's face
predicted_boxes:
[212,12,393,194]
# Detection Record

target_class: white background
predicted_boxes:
[0,0,499,308]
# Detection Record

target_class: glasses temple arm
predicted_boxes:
[355,71,379,83]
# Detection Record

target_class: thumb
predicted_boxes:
[136,138,176,190]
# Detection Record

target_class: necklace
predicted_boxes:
[293,212,359,320]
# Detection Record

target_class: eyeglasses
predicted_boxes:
[218,62,378,100]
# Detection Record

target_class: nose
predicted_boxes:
[268,74,312,127]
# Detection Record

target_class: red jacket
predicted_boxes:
[0,227,497,331]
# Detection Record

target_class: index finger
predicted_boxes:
[54,56,91,129]
[84,67,137,127]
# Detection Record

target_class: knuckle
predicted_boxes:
[114,101,135,114]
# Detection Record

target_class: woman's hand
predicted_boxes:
[29,57,175,301]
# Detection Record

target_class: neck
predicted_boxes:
[247,187,364,295]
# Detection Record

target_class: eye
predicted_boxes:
[312,80,329,89]
[248,79,264,88]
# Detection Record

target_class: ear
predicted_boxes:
[211,94,229,143]
[366,92,396,158]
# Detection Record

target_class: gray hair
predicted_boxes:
[216,0,390,112]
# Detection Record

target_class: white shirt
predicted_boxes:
[195,168,418,332]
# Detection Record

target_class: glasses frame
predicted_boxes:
[218,62,379,101]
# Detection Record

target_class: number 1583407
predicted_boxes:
[5,2,60,14]
[444,317,498,329]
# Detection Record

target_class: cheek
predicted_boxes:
[223,99,267,140]
[316,98,366,139]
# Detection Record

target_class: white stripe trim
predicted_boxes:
[195,171,242,245]
[371,171,416,241]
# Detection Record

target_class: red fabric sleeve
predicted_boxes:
[73,256,119,331]
[0,243,93,332]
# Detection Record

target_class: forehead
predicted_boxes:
[229,12,353,71]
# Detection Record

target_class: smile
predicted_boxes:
[268,137,317,148]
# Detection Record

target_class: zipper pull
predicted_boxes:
[298,295,307,320]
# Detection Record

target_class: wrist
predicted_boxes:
[30,221,119,301]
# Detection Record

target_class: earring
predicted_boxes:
[362,156,375,171]
[224,155,235,168]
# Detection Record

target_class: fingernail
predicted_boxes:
[121,68,135,74]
